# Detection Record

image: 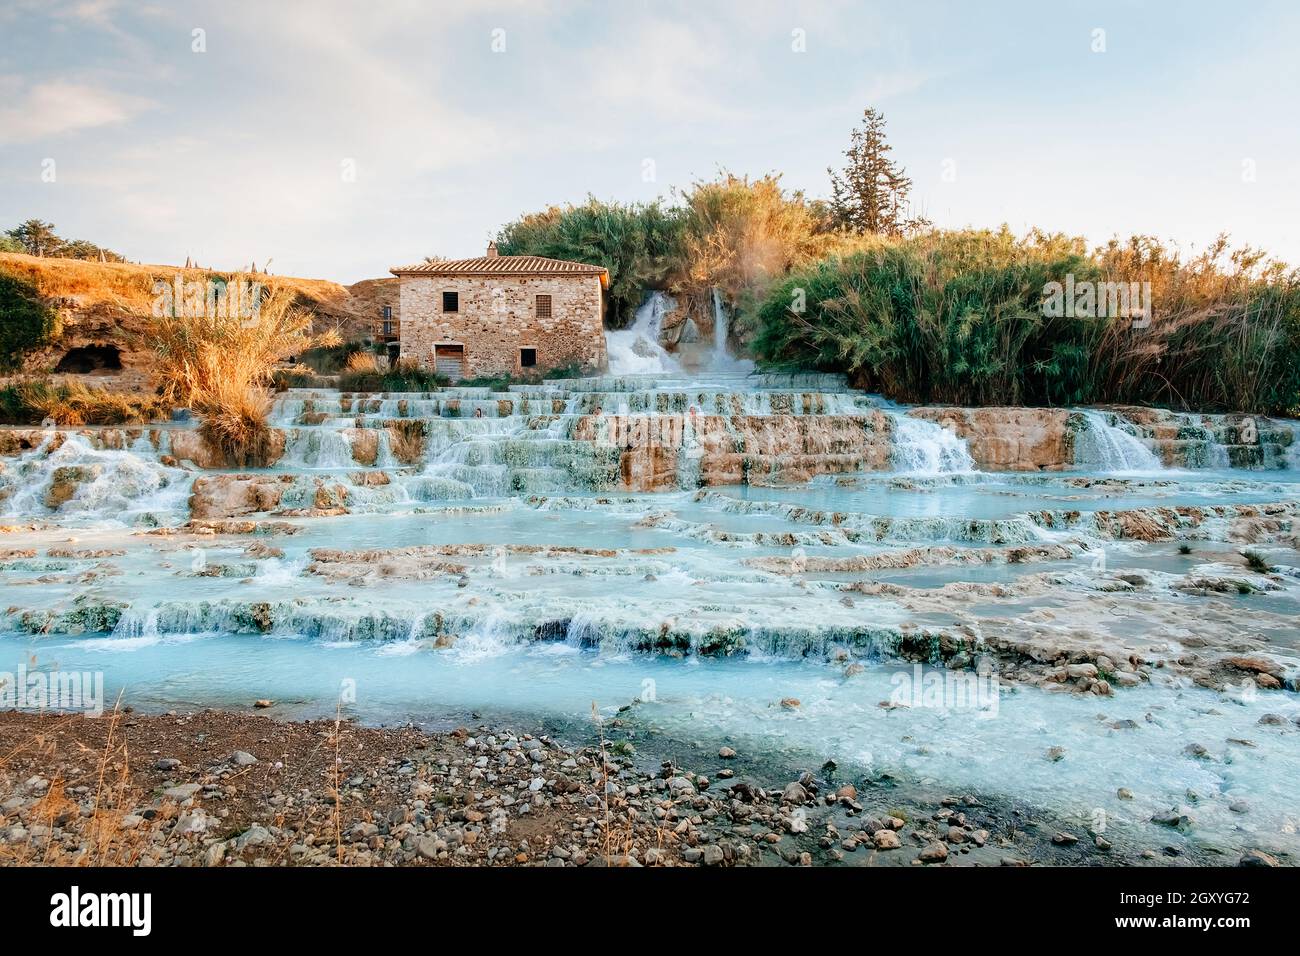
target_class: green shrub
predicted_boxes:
[1241,550,1275,573]
[751,229,1300,415]
[0,273,57,371]
[338,365,447,393]
[496,198,682,327]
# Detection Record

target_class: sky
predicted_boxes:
[1,0,1297,284]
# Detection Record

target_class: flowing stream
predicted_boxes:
[2,331,1299,862]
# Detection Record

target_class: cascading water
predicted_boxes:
[605,292,682,375]
[1075,411,1162,472]
[0,432,191,524]
[282,428,356,469]
[888,414,975,474]
[709,288,756,375]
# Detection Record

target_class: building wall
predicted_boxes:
[398,274,606,378]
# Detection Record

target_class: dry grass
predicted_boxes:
[149,278,340,466]
[0,699,162,866]
[674,173,841,326]
[344,351,381,374]
[0,252,350,316]
[0,379,170,426]
[385,419,427,464]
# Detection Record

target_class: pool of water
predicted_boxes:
[3,375,1298,860]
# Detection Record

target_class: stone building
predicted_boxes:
[391,244,608,380]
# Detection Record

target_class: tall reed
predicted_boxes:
[148,277,339,465]
[753,229,1300,415]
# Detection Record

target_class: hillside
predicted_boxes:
[0,253,397,391]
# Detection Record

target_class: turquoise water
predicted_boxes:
[2,373,1298,857]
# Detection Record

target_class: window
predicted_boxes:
[442,291,459,312]
[520,347,537,368]
[535,294,552,318]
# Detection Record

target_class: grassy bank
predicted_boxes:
[750,230,1300,416]
[0,379,170,426]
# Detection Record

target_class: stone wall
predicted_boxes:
[398,275,606,378]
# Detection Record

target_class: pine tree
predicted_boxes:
[827,109,929,236]
[5,219,62,257]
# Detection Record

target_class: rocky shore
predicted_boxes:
[0,708,1284,868]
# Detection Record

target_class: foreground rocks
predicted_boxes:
[1,708,1263,868]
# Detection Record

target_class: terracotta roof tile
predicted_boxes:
[390,255,608,277]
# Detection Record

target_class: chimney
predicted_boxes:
[485,241,499,258]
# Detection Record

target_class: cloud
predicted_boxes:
[0,77,154,143]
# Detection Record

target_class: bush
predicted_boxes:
[270,367,319,390]
[674,173,839,334]
[497,176,840,337]
[338,359,446,393]
[0,273,57,371]
[496,198,681,327]
[751,229,1300,415]
[295,342,364,374]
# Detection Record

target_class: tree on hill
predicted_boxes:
[2,220,124,261]
[6,219,61,257]
[827,108,930,237]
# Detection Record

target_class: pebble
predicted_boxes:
[781,782,808,804]
[873,829,901,850]
[235,825,271,849]
[1238,849,1279,867]
[918,842,948,863]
